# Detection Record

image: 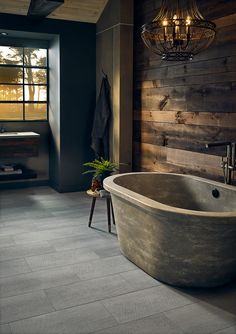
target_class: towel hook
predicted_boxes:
[102,68,107,77]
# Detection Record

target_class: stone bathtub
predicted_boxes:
[104,172,236,288]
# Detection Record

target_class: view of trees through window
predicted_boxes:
[0,46,48,121]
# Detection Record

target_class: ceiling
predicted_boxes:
[0,0,109,23]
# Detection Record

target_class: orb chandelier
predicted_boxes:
[141,0,216,61]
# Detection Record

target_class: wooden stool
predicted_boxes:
[87,189,115,233]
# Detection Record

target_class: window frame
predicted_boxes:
[0,45,49,122]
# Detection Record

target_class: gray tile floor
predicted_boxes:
[0,186,236,334]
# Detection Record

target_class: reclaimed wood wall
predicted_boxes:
[133,0,236,182]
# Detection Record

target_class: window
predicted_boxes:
[0,46,48,121]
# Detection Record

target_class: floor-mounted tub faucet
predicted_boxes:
[205,141,236,184]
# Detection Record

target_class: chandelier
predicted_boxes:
[141,0,216,61]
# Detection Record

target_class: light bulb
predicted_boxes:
[186,16,191,25]
[162,19,168,26]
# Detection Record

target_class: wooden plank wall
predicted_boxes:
[133,0,236,182]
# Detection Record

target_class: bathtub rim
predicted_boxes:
[103,172,236,218]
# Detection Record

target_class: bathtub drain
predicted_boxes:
[212,188,220,198]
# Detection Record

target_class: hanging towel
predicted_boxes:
[91,75,111,159]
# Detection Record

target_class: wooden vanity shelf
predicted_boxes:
[0,132,40,182]
[0,169,37,181]
[0,132,40,158]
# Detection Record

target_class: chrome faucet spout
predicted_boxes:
[205,141,236,185]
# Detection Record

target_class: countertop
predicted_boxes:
[0,132,40,139]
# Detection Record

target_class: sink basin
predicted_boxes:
[0,132,19,135]
[0,131,40,138]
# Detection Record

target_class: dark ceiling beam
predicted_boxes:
[27,0,64,18]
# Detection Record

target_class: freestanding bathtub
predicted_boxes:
[104,172,236,288]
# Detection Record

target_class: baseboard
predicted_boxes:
[0,179,49,190]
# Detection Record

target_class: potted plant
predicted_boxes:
[83,158,118,192]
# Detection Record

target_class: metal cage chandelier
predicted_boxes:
[141,0,216,61]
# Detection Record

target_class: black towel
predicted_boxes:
[91,75,111,159]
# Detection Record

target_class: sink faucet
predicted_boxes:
[0,125,5,133]
[205,141,236,184]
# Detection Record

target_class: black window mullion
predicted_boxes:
[0,45,48,121]
[46,48,49,120]
[23,47,25,121]
[0,64,23,68]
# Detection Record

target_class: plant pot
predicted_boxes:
[91,176,102,192]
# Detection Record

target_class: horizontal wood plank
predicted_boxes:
[134,111,236,128]
[135,72,236,89]
[133,142,223,178]
[134,121,236,143]
[135,56,236,81]
[135,84,236,113]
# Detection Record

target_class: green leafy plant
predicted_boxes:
[83,158,118,179]
[83,158,118,191]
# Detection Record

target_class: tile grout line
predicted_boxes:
[0,254,131,282]
[0,267,143,299]
[99,295,200,327]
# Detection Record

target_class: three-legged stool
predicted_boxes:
[87,189,115,233]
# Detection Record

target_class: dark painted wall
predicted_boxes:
[96,0,133,168]
[0,13,96,192]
